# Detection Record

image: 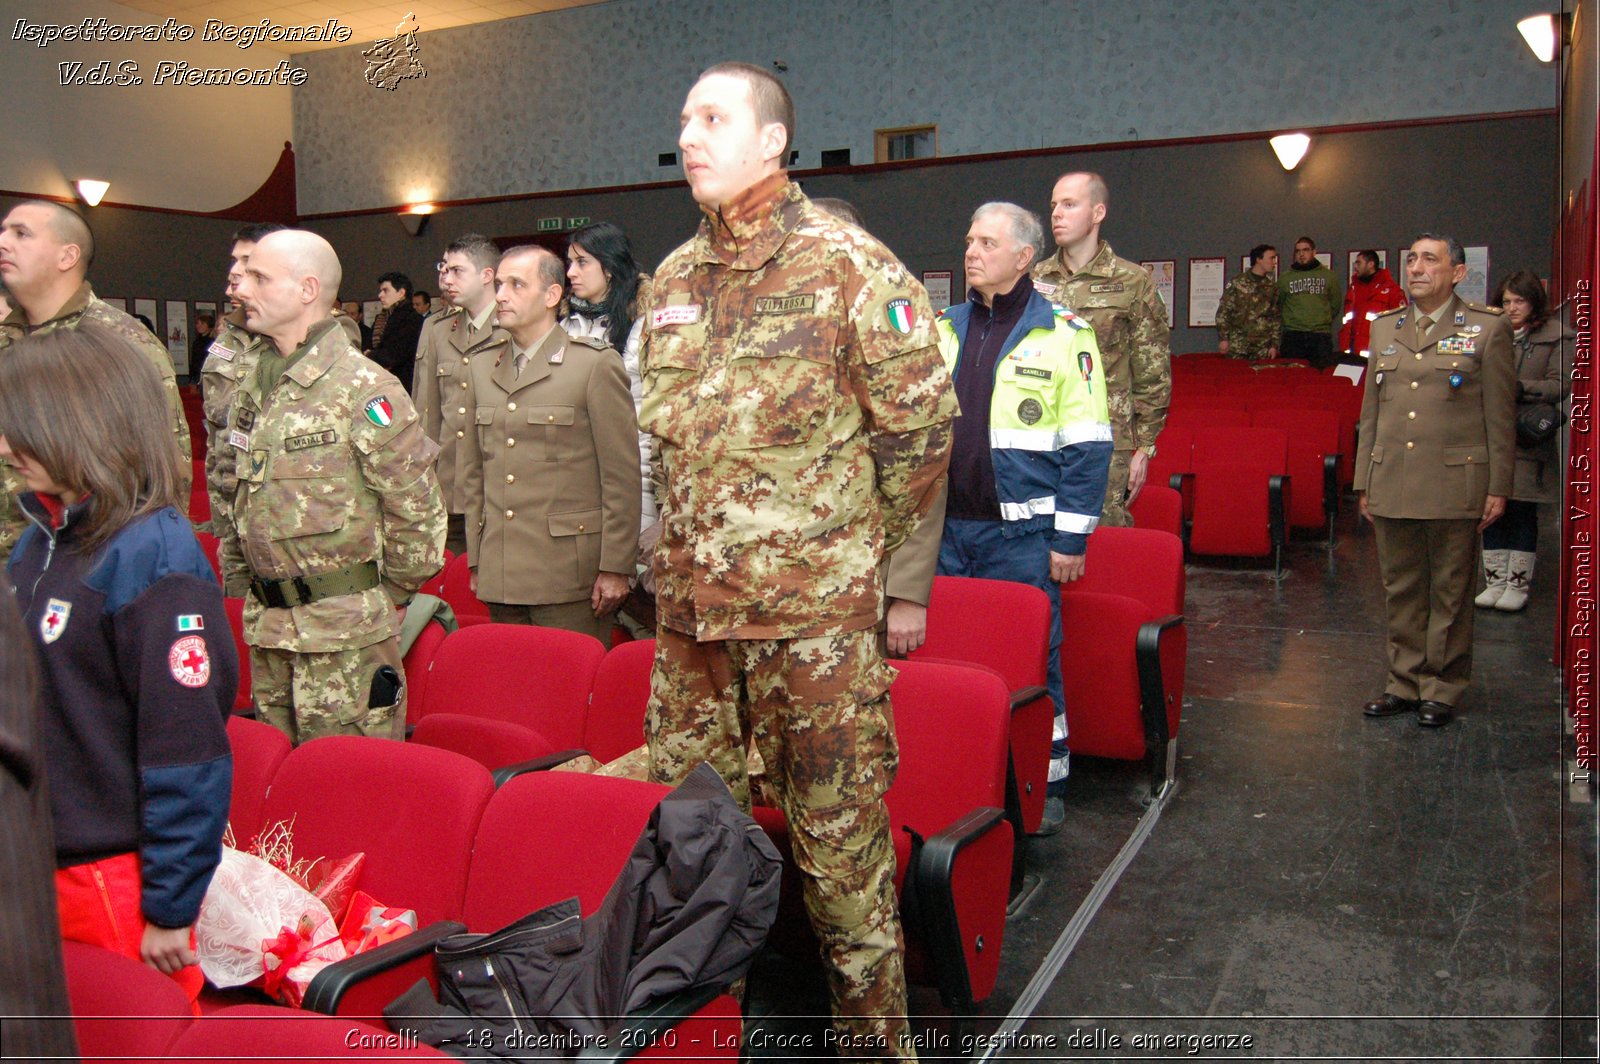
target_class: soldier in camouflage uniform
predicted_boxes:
[200,224,283,540]
[643,63,955,1058]
[0,201,191,556]
[1215,244,1282,360]
[221,230,445,743]
[1032,173,1170,527]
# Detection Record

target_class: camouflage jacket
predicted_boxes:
[1032,242,1171,453]
[219,318,445,652]
[0,282,192,556]
[640,174,956,641]
[1215,270,1281,358]
[200,311,269,534]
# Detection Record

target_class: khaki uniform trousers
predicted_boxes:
[645,626,914,1059]
[1372,516,1479,705]
[253,636,406,744]
[486,600,614,644]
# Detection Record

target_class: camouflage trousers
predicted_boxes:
[646,626,915,1060]
[1101,448,1134,527]
[252,636,405,744]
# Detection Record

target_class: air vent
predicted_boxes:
[819,148,850,167]
[657,151,677,167]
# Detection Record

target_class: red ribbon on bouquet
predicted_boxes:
[259,917,343,1003]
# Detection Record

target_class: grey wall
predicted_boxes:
[305,113,1559,354]
[291,0,1559,214]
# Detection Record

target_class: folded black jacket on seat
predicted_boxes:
[386,763,781,1059]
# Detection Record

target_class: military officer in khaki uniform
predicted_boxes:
[414,233,502,556]
[0,201,191,554]
[223,230,445,743]
[1032,172,1170,526]
[458,245,639,643]
[1357,234,1515,728]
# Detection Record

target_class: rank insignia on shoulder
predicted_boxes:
[548,347,564,364]
[1454,310,1467,326]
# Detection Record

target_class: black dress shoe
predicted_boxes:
[1417,700,1455,727]
[1363,693,1418,718]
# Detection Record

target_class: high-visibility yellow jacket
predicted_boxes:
[936,291,1113,554]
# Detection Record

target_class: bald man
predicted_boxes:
[223,229,445,743]
[0,200,191,554]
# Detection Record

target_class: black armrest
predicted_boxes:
[301,919,465,1015]
[1007,685,1048,713]
[575,983,734,1061]
[1135,614,1185,802]
[1168,472,1187,494]
[492,749,591,787]
[1321,454,1341,518]
[912,806,1009,1012]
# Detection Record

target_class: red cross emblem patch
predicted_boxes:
[168,636,212,688]
[41,599,71,644]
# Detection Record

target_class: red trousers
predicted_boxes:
[56,852,204,1006]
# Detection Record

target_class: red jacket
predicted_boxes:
[1339,268,1406,355]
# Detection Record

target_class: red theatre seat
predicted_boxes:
[1059,526,1187,801]
[1187,426,1290,576]
[585,637,658,764]
[1128,482,1184,539]
[224,714,291,847]
[1251,405,1342,544]
[436,552,490,626]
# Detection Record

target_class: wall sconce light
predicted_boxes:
[1517,12,1568,63]
[75,179,110,207]
[399,202,436,236]
[1269,133,1311,171]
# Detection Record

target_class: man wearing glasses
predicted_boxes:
[414,234,503,555]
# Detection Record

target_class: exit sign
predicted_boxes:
[566,216,590,228]
[537,217,562,232]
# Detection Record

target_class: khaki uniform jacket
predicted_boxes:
[414,304,500,513]
[460,326,641,606]
[1032,243,1171,454]
[0,282,192,555]
[220,319,445,651]
[1355,296,1516,519]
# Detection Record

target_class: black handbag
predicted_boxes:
[1516,402,1563,447]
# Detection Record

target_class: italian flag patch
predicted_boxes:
[885,298,914,335]
[177,614,204,632]
[364,396,394,427]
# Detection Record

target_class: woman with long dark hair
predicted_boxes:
[563,221,656,525]
[0,323,236,1004]
[1477,270,1570,611]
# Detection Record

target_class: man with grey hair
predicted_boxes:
[223,229,445,743]
[1032,172,1170,527]
[927,201,1113,833]
[1356,233,1515,728]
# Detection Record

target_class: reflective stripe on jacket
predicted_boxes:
[936,291,1113,554]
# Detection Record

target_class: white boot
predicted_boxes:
[1475,549,1509,608]
[1495,551,1535,612]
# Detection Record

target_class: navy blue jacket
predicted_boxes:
[9,498,236,929]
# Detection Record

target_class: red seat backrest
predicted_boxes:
[586,638,657,763]
[1127,483,1183,538]
[913,576,1049,691]
[1068,526,1186,619]
[1191,426,1288,474]
[883,660,1010,833]
[402,618,451,726]
[1250,406,1341,452]
[62,941,192,1060]
[225,715,291,845]
[419,624,608,747]
[258,737,493,926]
[464,773,671,928]
[437,552,489,622]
